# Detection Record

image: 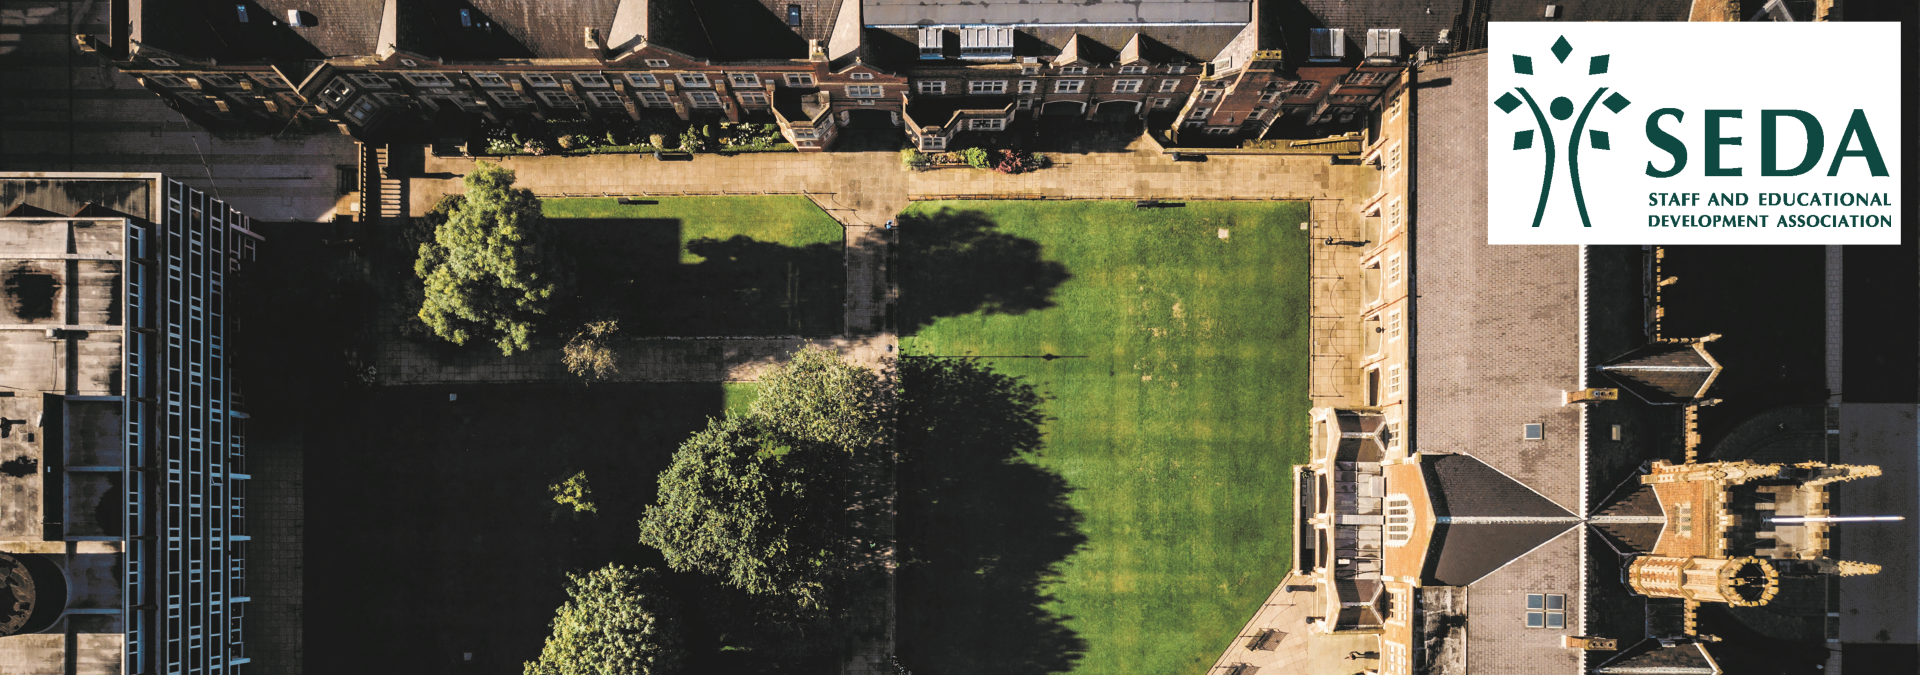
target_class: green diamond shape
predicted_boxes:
[1603,92,1631,113]
[1590,130,1610,150]
[1589,54,1609,75]
[1512,54,1533,75]
[1495,92,1522,113]
[1551,36,1573,63]
[1514,130,1535,150]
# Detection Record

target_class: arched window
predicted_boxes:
[1385,494,1413,546]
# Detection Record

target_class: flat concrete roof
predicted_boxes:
[862,0,1251,25]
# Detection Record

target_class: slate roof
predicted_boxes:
[860,0,1253,25]
[1423,454,1572,518]
[1487,0,1691,22]
[1593,639,1718,674]
[1592,483,1665,554]
[1426,521,1575,586]
[864,25,1243,67]
[1296,0,1461,59]
[1598,342,1721,404]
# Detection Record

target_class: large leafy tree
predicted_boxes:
[415,161,569,355]
[523,565,684,675]
[638,347,889,609]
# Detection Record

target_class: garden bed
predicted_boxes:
[476,117,795,157]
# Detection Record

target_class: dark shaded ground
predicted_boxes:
[893,208,1071,335]
[553,219,844,337]
[1842,218,1917,403]
[895,356,1088,675]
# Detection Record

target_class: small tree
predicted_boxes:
[961,147,991,169]
[563,320,622,382]
[899,148,927,169]
[648,133,668,149]
[751,345,888,451]
[678,127,705,152]
[550,470,597,514]
[415,161,570,355]
[523,565,684,675]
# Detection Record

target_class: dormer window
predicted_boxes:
[348,73,391,89]
[402,72,455,87]
[1366,28,1403,63]
[1059,66,1088,75]
[1311,28,1346,62]
[1119,65,1146,75]
[728,73,760,87]
[320,78,354,104]
[199,73,238,88]
[149,74,191,88]
[645,59,670,68]
[677,73,709,87]
[624,73,659,87]
[959,26,1013,60]
[918,27,944,60]
[850,72,874,81]
[522,72,559,87]
[1167,64,1187,74]
[469,72,508,87]
[572,73,610,88]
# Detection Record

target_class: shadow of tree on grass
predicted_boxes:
[896,208,1072,335]
[896,356,1087,675]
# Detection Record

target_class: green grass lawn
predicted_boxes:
[897,200,1312,675]
[541,197,844,335]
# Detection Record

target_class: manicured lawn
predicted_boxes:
[723,381,761,416]
[542,197,844,336]
[897,201,1312,675]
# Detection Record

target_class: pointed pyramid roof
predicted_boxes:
[1598,338,1723,404]
[1590,480,1666,554]
[1594,639,1719,674]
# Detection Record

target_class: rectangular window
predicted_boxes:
[459,8,472,27]
[846,84,883,98]
[850,72,875,81]
[1112,79,1142,93]
[1184,120,1205,129]
[1389,96,1402,121]
[737,90,769,106]
[969,80,1007,95]
[522,72,559,87]
[199,73,239,88]
[921,135,946,150]
[1206,127,1236,135]
[1311,28,1346,61]
[919,27,944,59]
[1188,107,1211,119]
[588,91,624,108]
[785,73,815,87]
[1018,80,1037,94]
[236,4,249,22]
[1021,66,1039,76]
[1526,594,1565,629]
[150,74,192,89]
[1289,80,1321,98]
[969,118,1006,131]
[537,91,579,109]
[1168,65,1188,74]
[645,59,670,68]
[1152,97,1172,109]
[251,73,292,89]
[347,97,379,122]
[1388,198,1404,233]
[488,90,532,108]
[729,73,760,87]
[573,73,610,88]
[470,72,508,87]
[688,90,721,108]
[1059,66,1087,75]
[1523,423,1544,440]
[1387,254,1402,287]
[790,127,817,140]
[637,91,672,107]
[624,73,659,87]
[1389,142,1403,175]
[917,80,946,95]
[320,78,354,103]
[1677,502,1693,535]
[1157,79,1180,93]
[1388,421,1404,451]
[786,4,801,27]
[1259,91,1281,105]
[348,73,391,89]
[1387,365,1402,397]
[1054,80,1084,93]
[677,73,709,87]
[1198,88,1222,103]
[401,72,454,87]
[1387,310,1402,342]
[1016,98,1033,109]
[1119,65,1147,75]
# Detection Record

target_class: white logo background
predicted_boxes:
[1488,23,1901,245]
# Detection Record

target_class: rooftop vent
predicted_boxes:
[286,9,316,27]
[1544,4,1559,17]
[1309,28,1344,62]
[1437,28,1451,44]
[918,27,944,60]
[959,26,1013,61]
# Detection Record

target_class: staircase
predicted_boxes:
[356,143,408,224]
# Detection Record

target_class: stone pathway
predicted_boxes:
[1309,197,1372,407]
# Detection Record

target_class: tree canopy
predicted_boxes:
[638,347,890,609]
[523,565,684,675]
[415,162,570,355]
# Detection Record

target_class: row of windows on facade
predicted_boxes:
[231,3,809,29]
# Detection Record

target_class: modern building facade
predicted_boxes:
[0,173,260,674]
[76,0,1474,151]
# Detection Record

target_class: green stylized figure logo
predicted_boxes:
[1496,36,1632,228]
